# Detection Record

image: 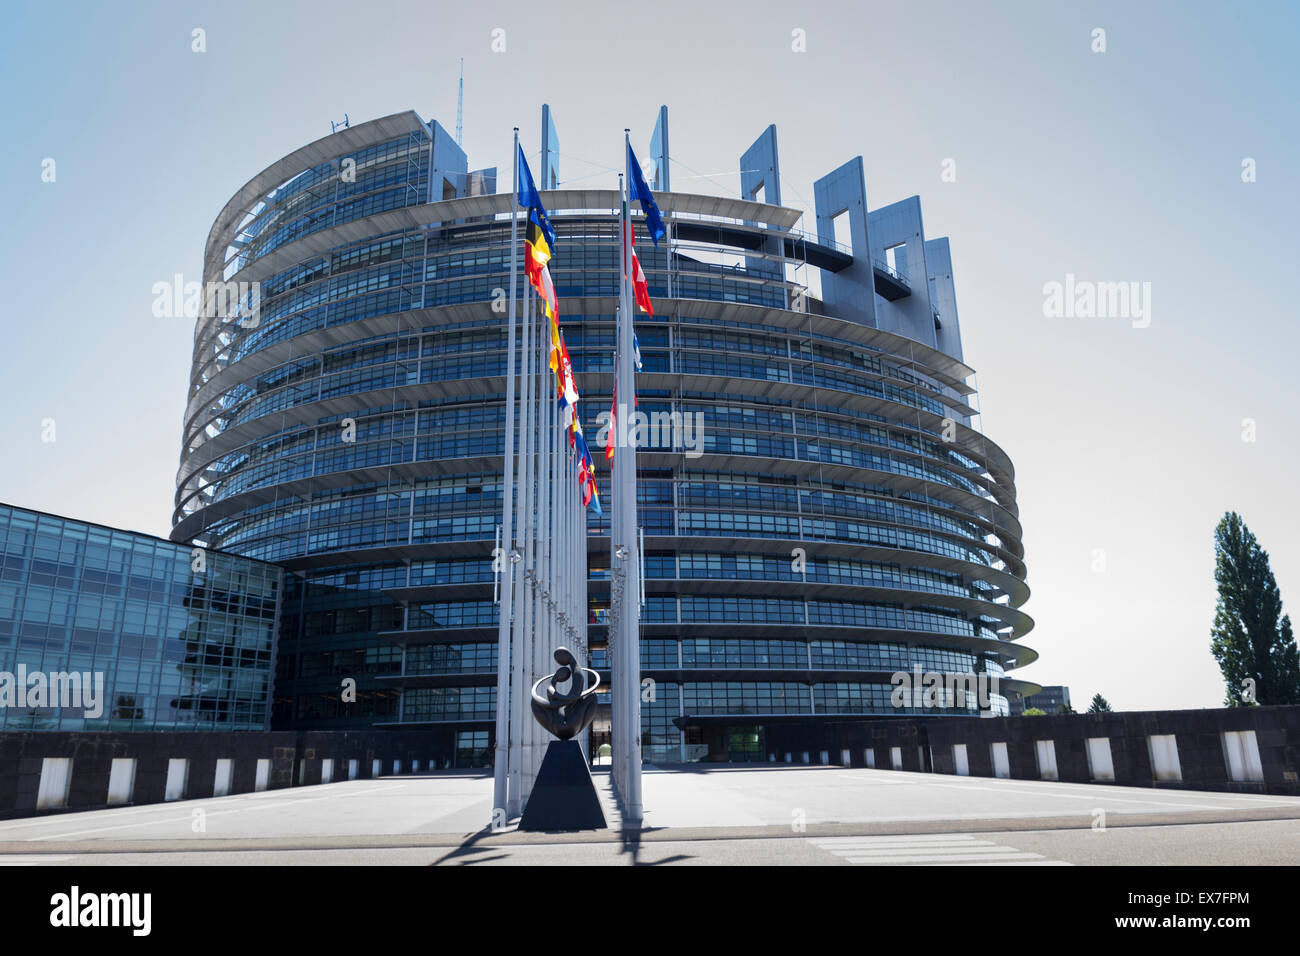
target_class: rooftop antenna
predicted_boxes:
[330,113,350,134]
[455,59,464,147]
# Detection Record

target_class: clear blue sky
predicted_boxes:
[1,0,1297,710]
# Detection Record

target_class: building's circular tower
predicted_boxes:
[173,110,1035,765]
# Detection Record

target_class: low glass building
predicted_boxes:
[171,108,1036,764]
[0,503,281,732]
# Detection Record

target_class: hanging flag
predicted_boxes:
[626,142,666,246]
[583,461,602,514]
[518,145,562,374]
[574,431,602,513]
[558,334,578,407]
[534,260,560,373]
[632,332,643,372]
[536,257,558,318]
[547,303,561,373]
[517,144,556,248]
[524,208,553,286]
[524,207,560,357]
[580,459,601,513]
[578,454,593,504]
[557,334,580,445]
[558,385,572,433]
[555,337,569,401]
[627,221,654,316]
[574,430,594,473]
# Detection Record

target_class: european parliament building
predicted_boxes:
[170,108,1036,765]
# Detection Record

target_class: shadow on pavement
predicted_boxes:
[429,827,509,866]
[618,826,692,866]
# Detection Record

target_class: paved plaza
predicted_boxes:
[2,765,1298,865]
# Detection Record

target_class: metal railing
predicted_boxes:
[871,257,908,285]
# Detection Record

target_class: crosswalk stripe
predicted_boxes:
[919,860,1073,866]
[0,855,76,865]
[823,840,996,850]
[815,834,982,843]
[842,851,1044,864]
[808,835,1070,866]
[830,845,1028,857]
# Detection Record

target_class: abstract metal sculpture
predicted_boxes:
[530,647,600,740]
[518,647,607,830]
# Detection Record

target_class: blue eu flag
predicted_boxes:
[626,142,666,246]
[516,143,556,249]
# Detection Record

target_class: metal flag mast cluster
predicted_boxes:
[494,125,662,829]
[493,130,599,822]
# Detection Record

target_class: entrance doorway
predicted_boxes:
[726,726,765,762]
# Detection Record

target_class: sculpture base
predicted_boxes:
[518,740,607,832]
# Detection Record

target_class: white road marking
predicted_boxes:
[809,833,1072,866]
[0,854,76,865]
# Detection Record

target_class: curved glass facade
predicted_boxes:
[173,111,1034,763]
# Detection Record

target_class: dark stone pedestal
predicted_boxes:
[518,740,606,831]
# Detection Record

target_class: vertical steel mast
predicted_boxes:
[614,133,644,824]
[493,130,520,821]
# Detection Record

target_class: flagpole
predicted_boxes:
[612,177,624,805]
[537,284,551,771]
[493,129,520,821]
[554,346,564,675]
[619,131,644,825]
[526,284,542,800]
[536,279,552,783]
[533,291,545,788]
[535,300,547,788]
[573,424,585,759]
[513,262,535,815]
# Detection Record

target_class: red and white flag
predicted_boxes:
[627,221,654,316]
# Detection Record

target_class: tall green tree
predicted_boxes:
[1087,693,1112,713]
[1210,512,1300,706]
